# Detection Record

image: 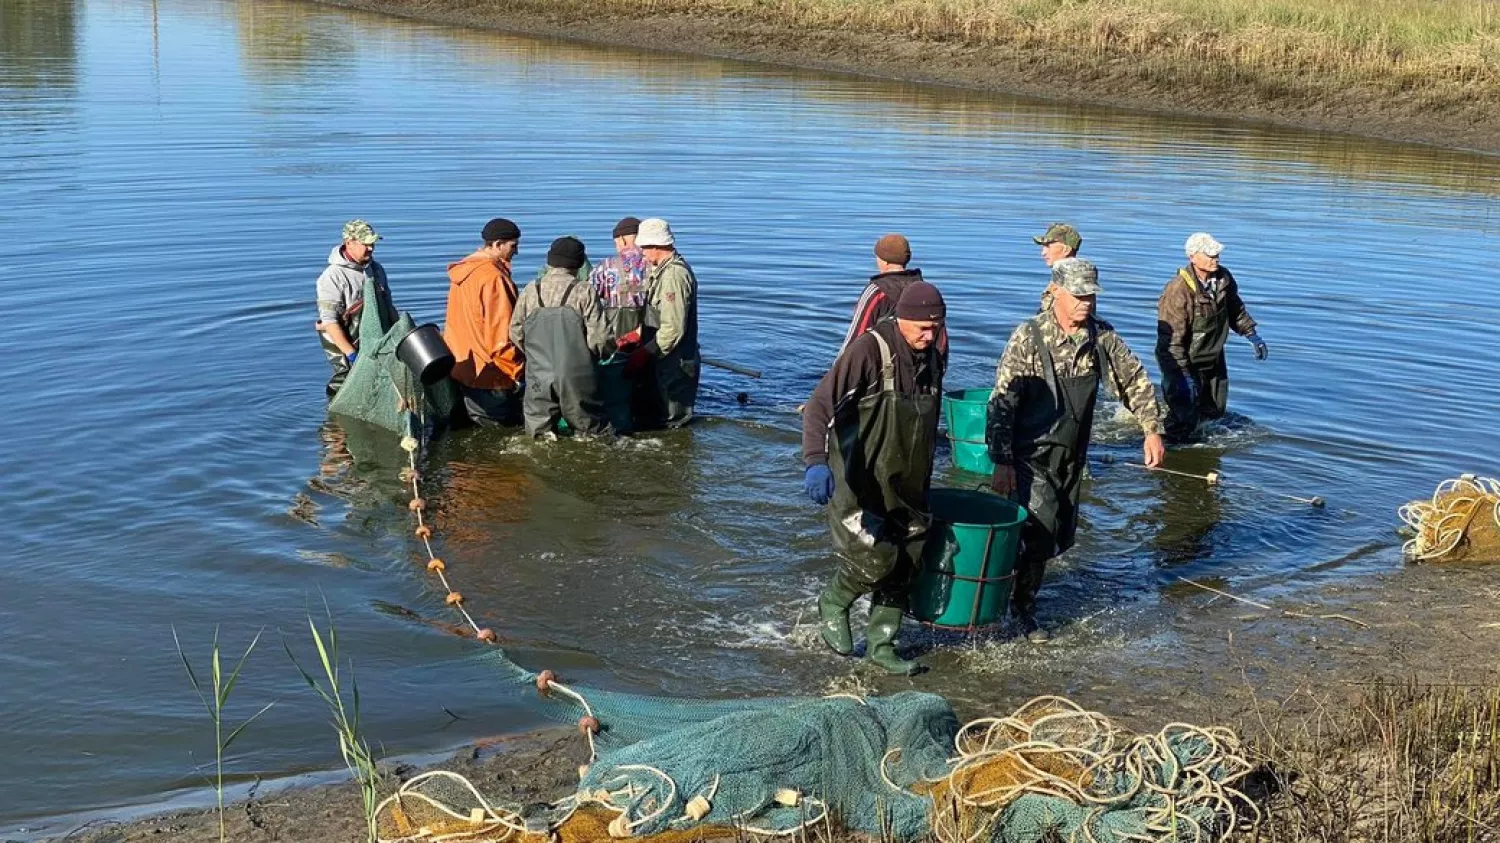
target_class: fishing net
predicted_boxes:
[372,652,1257,843]
[1399,475,1500,563]
[327,275,457,436]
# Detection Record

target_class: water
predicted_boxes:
[2,0,1499,832]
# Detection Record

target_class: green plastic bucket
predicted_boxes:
[912,488,1028,630]
[943,388,994,474]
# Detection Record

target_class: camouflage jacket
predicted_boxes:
[1155,265,1257,375]
[986,311,1165,463]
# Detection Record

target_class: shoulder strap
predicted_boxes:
[869,330,896,392]
[545,278,580,309]
[1026,318,1062,409]
[1177,267,1201,295]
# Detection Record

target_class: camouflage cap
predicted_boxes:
[1032,222,1082,251]
[1050,257,1103,296]
[342,219,382,245]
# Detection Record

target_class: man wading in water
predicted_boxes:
[314,219,397,397]
[987,258,1166,641]
[444,217,525,426]
[1155,232,1268,442]
[802,282,948,675]
[627,218,701,429]
[510,237,614,437]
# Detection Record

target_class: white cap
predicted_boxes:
[1185,232,1224,258]
[636,218,675,248]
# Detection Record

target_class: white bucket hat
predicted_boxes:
[1185,232,1224,258]
[636,218,675,248]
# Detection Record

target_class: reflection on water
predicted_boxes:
[234,1,355,81]
[2,0,1500,834]
[0,0,76,95]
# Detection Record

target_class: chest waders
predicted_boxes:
[321,272,396,398]
[640,260,701,429]
[1010,320,1101,619]
[818,331,939,675]
[521,280,611,437]
[1162,267,1232,440]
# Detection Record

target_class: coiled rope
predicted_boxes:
[1398,474,1500,561]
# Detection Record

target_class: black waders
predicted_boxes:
[822,330,940,675]
[1011,319,1102,633]
[1160,268,1232,442]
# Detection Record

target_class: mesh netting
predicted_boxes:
[1399,475,1500,563]
[373,650,1256,843]
[327,275,457,436]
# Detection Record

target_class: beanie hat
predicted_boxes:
[546,236,587,271]
[482,218,521,244]
[612,216,642,239]
[895,281,946,321]
[874,233,911,266]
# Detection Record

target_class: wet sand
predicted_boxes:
[318,0,1500,155]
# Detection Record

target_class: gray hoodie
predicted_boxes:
[315,245,394,349]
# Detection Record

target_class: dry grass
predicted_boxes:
[1242,680,1500,842]
[493,0,1500,113]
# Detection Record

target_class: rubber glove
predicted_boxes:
[804,464,834,505]
[624,347,653,376]
[345,352,358,365]
[1247,333,1269,361]
[617,328,643,350]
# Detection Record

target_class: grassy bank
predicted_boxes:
[324,0,1500,152]
[68,681,1500,842]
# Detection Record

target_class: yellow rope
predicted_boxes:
[1399,475,1500,561]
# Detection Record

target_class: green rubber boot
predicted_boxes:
[817,576,860,656]
[866,604,921,675]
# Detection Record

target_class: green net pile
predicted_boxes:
[327,275,456,437]
[373,649,1257,843]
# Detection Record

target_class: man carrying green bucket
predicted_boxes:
[986,258,1166,641]
[801,282,948,675]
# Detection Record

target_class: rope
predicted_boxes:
[931,697,1256,843]
[1399,475,1500,561]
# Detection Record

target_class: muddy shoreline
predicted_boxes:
[318,0,1499,155]
[42,561,1500,842]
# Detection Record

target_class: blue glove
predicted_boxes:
[345,352,358,365]
[804,464,834,505]
[1247,333,1268,361]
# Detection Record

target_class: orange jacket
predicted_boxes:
[444,255,524,390]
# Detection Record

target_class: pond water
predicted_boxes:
[2,0,1498,832]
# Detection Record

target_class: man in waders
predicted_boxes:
[315,219,397,397]
[1156,232,1267,442]
[627,218,700,428]
[588,216,651,341]
[510,237,614,437]
[1035,222,1081,268]
[987,258,1166,641]
[1034,222,1081,314]
[444,217,525,426]
[802,282,948,675]
[836,233,939,355]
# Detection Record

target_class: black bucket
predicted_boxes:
[396,323,455,385]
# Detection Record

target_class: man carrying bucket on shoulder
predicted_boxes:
[986,258,1166,642]
[315,219,397,397]
[801,282,948,675]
